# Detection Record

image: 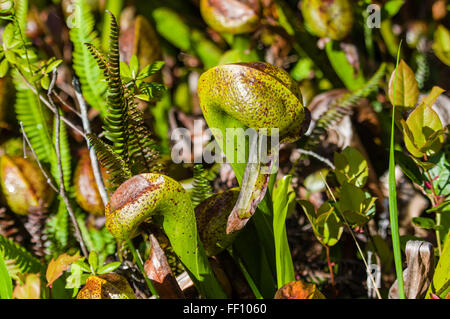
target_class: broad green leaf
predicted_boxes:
[403,102,444,158]
[338,183,374,227]
[73,260,91,273]
[428,152,450,197]
[2,23,15,48]
[412,217,436,229]
[420,86,445,108]
[0,253,12,299]
[388,59,419,108]
[40,75,50,90]
[395,151,424,185]
[273,175,296,288]
[299,201,343,247]
[334,147,368,187]
[0,58,9,77]
[97,262,121,275]
[4,49,16,64]
[152,8,191,51]
[88,251,98,273]
[426,231,450,298]
[433,25,450,66]
[315,204,344,247]
[44,58,62,74]
[129,55,139,77]
[410,155,437,170]
[137,61,165,79]
[120,61,131,80]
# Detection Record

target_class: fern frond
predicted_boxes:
[69,0,107,116]
[102,10,129,162]
[87,134,132,189]
[303,63,386,151]
[338,62,386,108]
[0,234,43,275]
[14,74,55,164]
[191,164,213,207]
[415,53,429,90]
[126,101,160,174]
[43,200,69,257]
[84,42,111,78]
[14,0,28,32]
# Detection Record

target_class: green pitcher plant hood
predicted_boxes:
[198,62,310,233]
[104,173,226,298]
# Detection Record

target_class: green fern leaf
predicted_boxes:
[13,74,55,164]
[14,0,28,33]
[69,0,107,117]
[44,201,70,257]
[102,11,129,162]
[303,63,386,151]
[87,134,132,189]
[191,164,213,207]
[0,234,43,275]
[126,101,160,174]
[84,42,111,78]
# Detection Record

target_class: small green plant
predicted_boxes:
[65,251,121,297]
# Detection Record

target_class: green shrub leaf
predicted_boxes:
[388,59,419,109]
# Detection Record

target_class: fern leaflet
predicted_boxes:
[0,234,43,275]
[69,0,107,116]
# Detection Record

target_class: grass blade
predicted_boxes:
[389,40,406,299]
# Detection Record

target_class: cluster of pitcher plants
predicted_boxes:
[0,0,449,300]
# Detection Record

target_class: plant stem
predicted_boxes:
[424,168,443,255]
[49,70,90,261]
[20,122,59,193]
[325,245,335,287]
[321,173,382,299]
[72,76,109,207]
[16,69,86,138]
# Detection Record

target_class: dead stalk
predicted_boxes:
[48,70,89,260]
[72,76,109,206]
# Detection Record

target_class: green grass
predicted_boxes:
[389,40,406,299]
